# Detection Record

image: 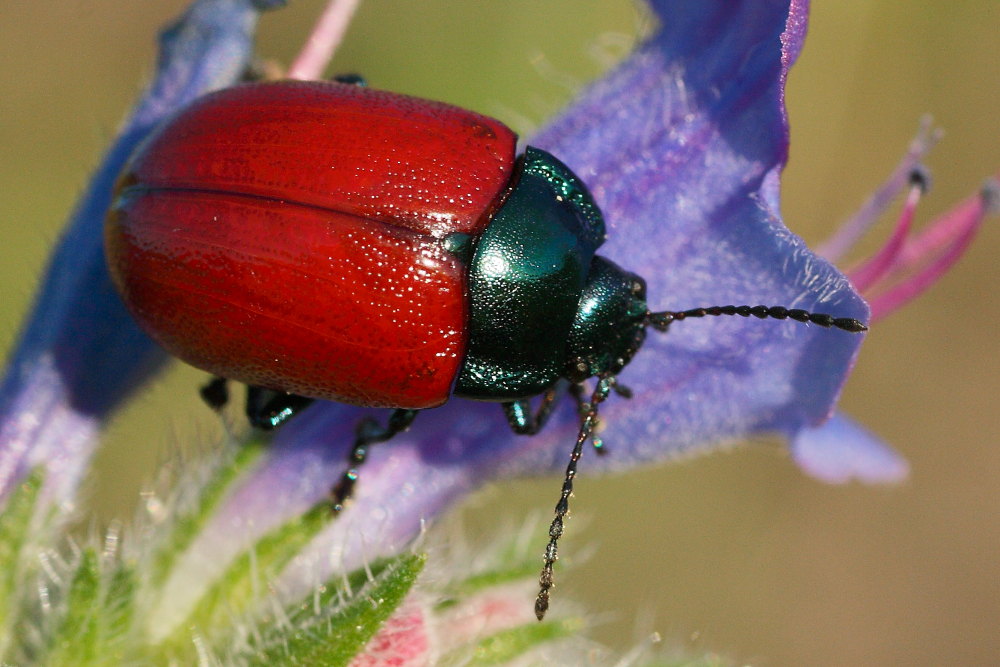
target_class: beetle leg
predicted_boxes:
[199,376,230,412]
[611,381,633,399]
[245,386,314,430]
[331,408,419,511]
[502,387,559,435]
[332,73,367,86]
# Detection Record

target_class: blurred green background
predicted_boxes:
[2,1,998,664]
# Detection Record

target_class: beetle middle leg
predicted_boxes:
[331,408,419,511]
[502,387,561,435]
[245,386,315,430]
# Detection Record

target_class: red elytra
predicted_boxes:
[106,81,518,408]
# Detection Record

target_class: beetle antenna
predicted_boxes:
[646,305,867,333]
[535,374,614,621]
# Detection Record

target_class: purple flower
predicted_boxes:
[142,0,920,609]
[0,0,993,639]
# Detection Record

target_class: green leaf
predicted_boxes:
[438,560,539,610]
[245,552,426,666]
[436,529,543,611]
[284,558,395,626]
[147,438,266,589]
[96,562,138,665]
[0,469,44,659]
[44,548,103,665]
[442,618,579,666]
[160,500,333,655]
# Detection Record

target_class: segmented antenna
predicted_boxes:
[535,374,614,621]
[646,304,867,333]
[533,302,866,621]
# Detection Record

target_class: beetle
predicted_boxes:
[105,79,866,619]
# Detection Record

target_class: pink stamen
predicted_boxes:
[848,183,922,292]
[897,179,998,268]
[867,182,996,321]
[818,118,940,262]
[286,0,362,81]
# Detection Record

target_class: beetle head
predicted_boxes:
[564,256,649,383]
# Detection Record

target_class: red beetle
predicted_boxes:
[106,79,865,618]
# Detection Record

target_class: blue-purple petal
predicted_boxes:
[493,0,867,476]
[0,0,281,502]
[790,413,908,484]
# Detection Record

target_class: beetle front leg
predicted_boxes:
[502,387,560,435]
[568,381,614,455]
[331,408,419,511]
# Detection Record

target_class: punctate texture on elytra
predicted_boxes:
[106,81,518,409]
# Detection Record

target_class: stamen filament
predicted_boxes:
[868,185,994,321]
[848,183,922,292]
[818,118,939,262]
[897,180,998,269]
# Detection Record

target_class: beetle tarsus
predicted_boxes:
[330,408,419,510]
[200,377,230,412]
